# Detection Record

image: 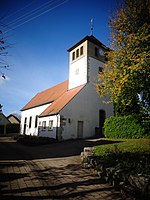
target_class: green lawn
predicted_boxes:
[94,139,150,155]
[93,139,150,175]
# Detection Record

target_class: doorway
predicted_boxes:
[77,121,83,138]
[99,110,106,137]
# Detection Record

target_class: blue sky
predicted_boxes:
[0,0,117,116]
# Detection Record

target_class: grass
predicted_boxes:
[93,139,150,175]
[94,139,150,155]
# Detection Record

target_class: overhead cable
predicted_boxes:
[4,0,69,33]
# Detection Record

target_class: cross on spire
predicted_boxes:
[90,18,93,35]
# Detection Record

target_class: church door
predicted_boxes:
[77,121,83,138]
[99,110,106,137]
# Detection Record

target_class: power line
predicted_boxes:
[7,0,56,26]
[3,0,37,20]
[4,0,69,33]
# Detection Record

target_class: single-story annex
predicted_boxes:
[20,35,114,140]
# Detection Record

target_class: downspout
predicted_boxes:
[56,114,59,140]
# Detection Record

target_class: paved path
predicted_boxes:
[0,137,122,199]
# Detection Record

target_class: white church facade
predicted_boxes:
[20,35,114,140]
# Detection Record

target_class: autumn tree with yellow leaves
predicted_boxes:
[97,0,150,116]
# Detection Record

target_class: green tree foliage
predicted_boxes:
[97,0,150,115]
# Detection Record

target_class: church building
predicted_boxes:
[20,35,114,140]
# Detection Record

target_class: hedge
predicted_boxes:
[6,124,20,133]
[104,115,150,139]
[16,135,57,146]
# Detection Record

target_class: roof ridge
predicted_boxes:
[21,80,68,111]
[39,80,68,94]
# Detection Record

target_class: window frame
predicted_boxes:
[42,121,46,131]
[95,47,98,57]
[24,117,27,124]
[29,116,32,128]
[76,49,79,58]
[75,68,79,75]
[48,120,53,131]
[35,115,38,128]
[80,46,83,56]
[72,52,75,61]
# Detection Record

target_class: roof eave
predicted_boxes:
[39,113,59,118]
[21,101,53,112]
[67,35,109,52]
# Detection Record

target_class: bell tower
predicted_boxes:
[67,35,109,90]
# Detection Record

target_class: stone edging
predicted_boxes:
[81,147,150,200]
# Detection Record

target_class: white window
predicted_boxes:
[48,120,53,131]
[42,121,46,130]
[75,68,79,75]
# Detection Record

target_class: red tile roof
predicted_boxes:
[40,84,85,117]
[21,80,68,111]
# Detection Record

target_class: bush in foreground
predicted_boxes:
[93,139,150,175]
[104,115,150,139]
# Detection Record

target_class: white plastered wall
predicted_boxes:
[21,103,50,136]
[38,115,59,138]
[68,41,88,90]
[60,56,113,140]
[60,83,113,140]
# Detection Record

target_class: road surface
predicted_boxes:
[0,137,122,199]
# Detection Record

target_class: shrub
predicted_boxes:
[6,123,20,133]
[141,115,150,134]
[104,115,149,139]
[16,135,57,146]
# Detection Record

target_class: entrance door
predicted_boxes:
[99,110,106,137]
[77,121,83,138]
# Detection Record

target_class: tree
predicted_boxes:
[97,0,150,116]
[0,22,10,79]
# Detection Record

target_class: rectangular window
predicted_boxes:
[24,117,27,124]
[72,52,75,61]
[42,121,46,130]
[75,68,79,75]
[80,46,83,55]
[95,47,98,57]
[48,120,53,131]
[76,49,79,58]
[35,115,38,128]
[29,116,32,128]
